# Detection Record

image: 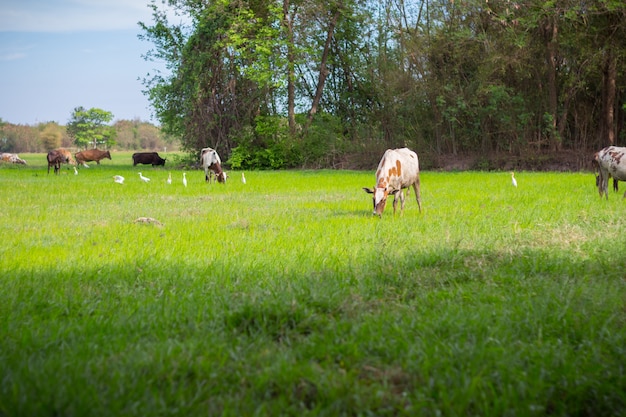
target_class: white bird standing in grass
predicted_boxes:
[183,172,187,187]
[167,172,172,184]
[73,166,78,175]
[511,171,517,187]
[138,172,150,183]
[241,172,246,184]
[113,175,125,184]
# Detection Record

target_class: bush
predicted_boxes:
[227,116,302,170]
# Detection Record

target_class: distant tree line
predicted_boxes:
[0,114,179,154]
[139,0,626,169]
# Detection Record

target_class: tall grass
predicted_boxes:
[1,153,625,416]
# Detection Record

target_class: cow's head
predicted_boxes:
[363,184,393,217]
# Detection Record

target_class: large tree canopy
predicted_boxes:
[139,0,626,169]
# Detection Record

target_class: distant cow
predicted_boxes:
[47,149,70,174]
[200,147,226,183]
[0,153,27,164]
[75,149,111,166]
[57,149,76,166]
[132,152,166,167]
[593,146,626,199]
[363,148,422,217]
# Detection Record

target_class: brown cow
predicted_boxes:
[47,149,70,174]
[56,149,76,166]
[75,149,111,166]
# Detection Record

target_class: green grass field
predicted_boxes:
[1,152,625,416]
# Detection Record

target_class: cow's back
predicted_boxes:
[201,148,221,167]
[377,148,420,190]
[77,149,109,162]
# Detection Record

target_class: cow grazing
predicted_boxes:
[47,149,70,174]
[132,152,166,167]
[75,149,111,166]
[0,153,27,164]
[57,149,76,166]
[593,146,626,199]
[363,147,422,217]
[200,147,226,183]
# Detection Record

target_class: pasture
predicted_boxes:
[1,152,625,416]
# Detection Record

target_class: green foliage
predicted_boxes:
[0,131,16,153]
[1,159,626,415]
[38,123,62,151]
[137,0,626,164]
[227,113,347,170]
[300,113,346,167]
[228,115,301,170]
[66,107,116,149]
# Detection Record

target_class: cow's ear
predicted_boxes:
[363,187,374,194]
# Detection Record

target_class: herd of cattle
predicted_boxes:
[2,145,626,215]
[42,147,227,184]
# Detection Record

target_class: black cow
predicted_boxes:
[132,152,166,167]
[47,149,70,174]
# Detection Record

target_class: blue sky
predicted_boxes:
[0,0,174,125]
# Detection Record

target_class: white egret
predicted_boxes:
[167,172,172,184]
[182,172,187,187]
[113,175,125,184]
[511,171,517,187]
[73,166,78,175]
[138,172,150,183]
[241,172,246,184]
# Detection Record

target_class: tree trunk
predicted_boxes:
[283,0,296,134]
[307,6,341,125]
[601,49,617,145]
[543,16,560,151]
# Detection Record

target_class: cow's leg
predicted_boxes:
[391,192,398,215]
[393,190,405,215]
[413,179,422,212]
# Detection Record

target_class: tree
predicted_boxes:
[66,107,116,149]
[39,123,62,151]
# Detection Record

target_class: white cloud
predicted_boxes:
[0,0,156,32]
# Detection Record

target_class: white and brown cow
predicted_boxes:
[363,147,422,217]
[0,153,27,164]
[593,146,626,199]
[200,147,226,183]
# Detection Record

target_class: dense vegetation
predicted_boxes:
[139,0,626,169]
[1,155,625,415]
